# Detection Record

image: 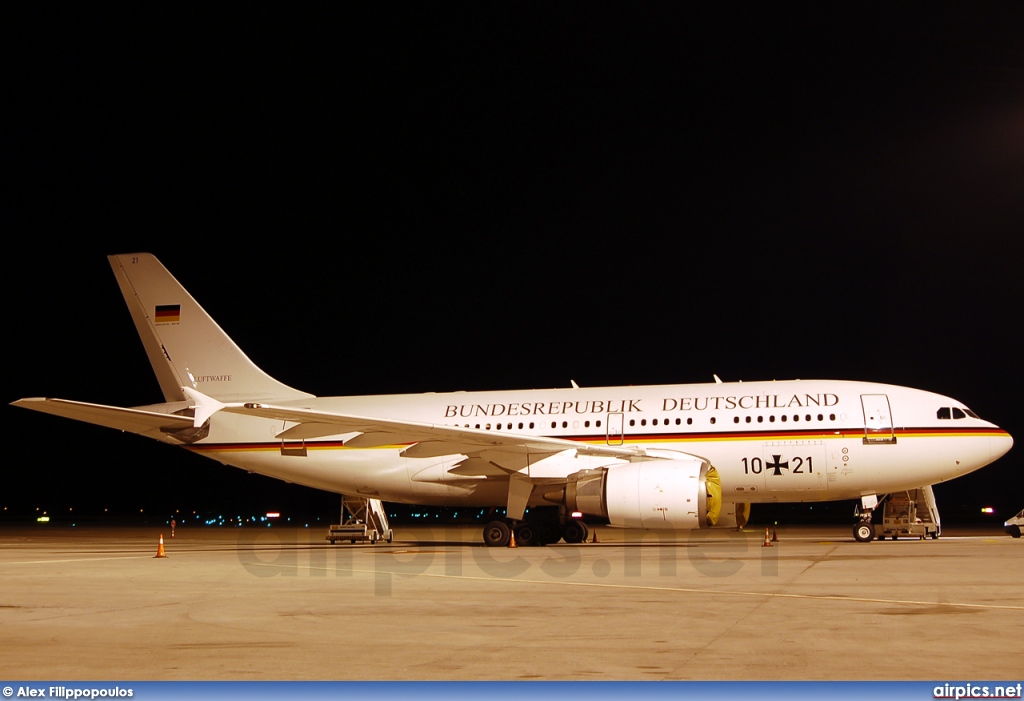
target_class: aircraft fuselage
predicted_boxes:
[151,379,1009,508]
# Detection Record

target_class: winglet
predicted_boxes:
[182,387,226,428]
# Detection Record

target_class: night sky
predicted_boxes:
[4,4,1022,525]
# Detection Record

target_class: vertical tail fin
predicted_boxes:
[109,253,314,404]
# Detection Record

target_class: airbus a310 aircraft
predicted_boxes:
[13,254,1013,545]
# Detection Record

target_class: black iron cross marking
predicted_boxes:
[767,455,789,476]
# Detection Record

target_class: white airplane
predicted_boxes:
[12,254,1014,545]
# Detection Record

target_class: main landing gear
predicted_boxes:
[481,514,590,547]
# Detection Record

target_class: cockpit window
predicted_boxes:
[937,406,977,420]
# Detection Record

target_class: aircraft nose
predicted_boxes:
[991,431,1014,462]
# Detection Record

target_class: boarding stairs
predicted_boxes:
[876,486,941,540]
[326,495,394,544]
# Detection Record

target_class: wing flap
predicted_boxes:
[343,432,411,448]
[399,441,456,458]
[446,457,509,477]
[275,422,350,440]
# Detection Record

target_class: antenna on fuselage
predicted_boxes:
[713,374,723,384]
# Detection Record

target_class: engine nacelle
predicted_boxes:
[712,502,751,529]
[549,458,722,530]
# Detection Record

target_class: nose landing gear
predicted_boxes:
[854,520,875,542]
[853,494,878,542]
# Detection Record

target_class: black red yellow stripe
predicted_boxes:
[184,426,1009,454]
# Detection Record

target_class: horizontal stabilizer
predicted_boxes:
[12,397,194,437]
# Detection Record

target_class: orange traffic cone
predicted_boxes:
[771,526,779,542]
[154,534,168,558]
[508,530,518,548]
[762,527,772,547]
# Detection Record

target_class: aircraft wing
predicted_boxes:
[12,397,195,437]
[222,401,648,463]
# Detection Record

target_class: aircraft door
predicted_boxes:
[607,412,624,446]
[861,394,896,444]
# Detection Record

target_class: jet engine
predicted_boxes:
[545,458,722,529]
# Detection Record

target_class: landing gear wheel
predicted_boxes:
[854,522,875,543]
[514,523,540,547]
[562,520,587,544]
[538,523,562,545]
[483,520,511,547]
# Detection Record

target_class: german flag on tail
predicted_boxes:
[154,304,180,324]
